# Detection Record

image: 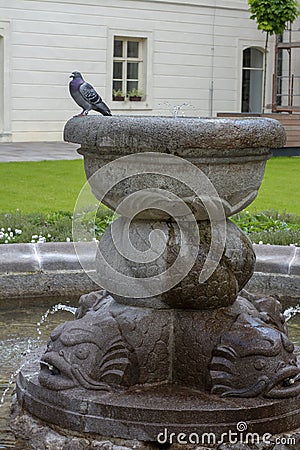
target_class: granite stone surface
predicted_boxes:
[36,241,96,271]
[64,116,286,154]
[0,243,40,273]
[10,394,300,450]
[10,116,300,448]
[253,244,297,274]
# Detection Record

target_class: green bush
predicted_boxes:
[231,210,300,245]
[1,208,299,246]
[0,207,115,244]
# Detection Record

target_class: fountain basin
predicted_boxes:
[64,116,286,219]
[12,114,300,449]
[3,295,300,449]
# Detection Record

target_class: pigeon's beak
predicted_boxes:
[69,74,74,78]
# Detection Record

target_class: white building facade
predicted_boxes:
[0,0,277,142]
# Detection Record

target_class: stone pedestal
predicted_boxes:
[13,116,300,448]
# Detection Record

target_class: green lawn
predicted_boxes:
[249,157,300,215]
[0,156,299,214]
[0,159,86,213]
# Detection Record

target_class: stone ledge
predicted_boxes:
[10,393,300,450]
[0,242,96,274]
[0,242,299,302]
[35,241,96,271]
[253,243,298,275]
[0,243,40,273]
[0,242,98,299]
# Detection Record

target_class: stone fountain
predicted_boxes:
[12,116,300,449]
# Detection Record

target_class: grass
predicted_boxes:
[249,157,300,215]
[0,160,86,213]
[0,157,298,214]
[0,156,299,245]
[1,209,298,245]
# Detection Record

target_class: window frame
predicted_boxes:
[113,37,144,98]
[106,29,153,111]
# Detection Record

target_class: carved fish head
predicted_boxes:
[39,312,131,391]
[210,316,300,398]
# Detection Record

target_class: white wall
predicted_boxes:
[0,0,273,141]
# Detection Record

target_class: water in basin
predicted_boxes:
[0,296,78,448]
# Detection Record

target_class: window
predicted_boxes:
[113,37,145,100]
[241,47,264,113]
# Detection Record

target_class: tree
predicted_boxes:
[248,0,299,112]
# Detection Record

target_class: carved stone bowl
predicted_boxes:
[64,116,286,219]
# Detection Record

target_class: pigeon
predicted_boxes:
[69,71,112,116]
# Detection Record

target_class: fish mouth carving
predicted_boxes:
[265,366,300,398]
[39,352,112,391]
[39,353,77,390]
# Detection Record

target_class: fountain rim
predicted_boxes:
[64,115,286,154]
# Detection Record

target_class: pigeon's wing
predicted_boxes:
[79,82,112,115]
[94,101,112,116]
[79,82,101,105]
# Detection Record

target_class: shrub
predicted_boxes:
[0,207,115,244]
[0,208,299,246]
[231,210,300,245]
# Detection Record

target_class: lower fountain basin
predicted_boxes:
[16,349,300,442]
[0,298,300,449]
[3,296,300,449]
[13,293,300,446]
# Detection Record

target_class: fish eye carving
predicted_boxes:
[276,361,287,372]
[254,359,267,371]
[75,346,90,360]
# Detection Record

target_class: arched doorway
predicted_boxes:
[241,47,264,113]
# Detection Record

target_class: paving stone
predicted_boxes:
[0,141,81,162]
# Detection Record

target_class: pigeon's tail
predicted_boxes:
[93,101,112,116]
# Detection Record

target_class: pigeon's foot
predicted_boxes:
[73,112,89,117]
